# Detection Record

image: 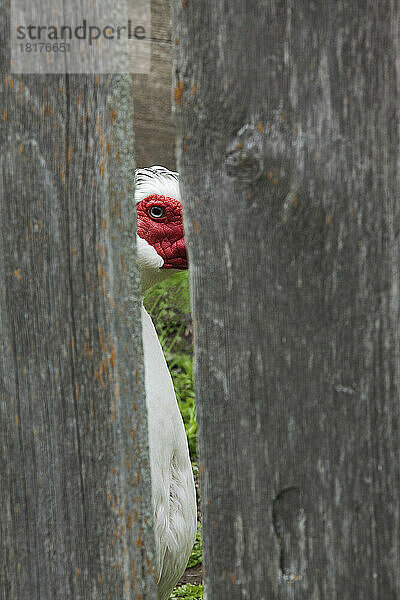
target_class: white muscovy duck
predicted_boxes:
[135,166,197,600]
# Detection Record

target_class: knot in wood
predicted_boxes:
[273,487,305,584]
[225,124,264,183]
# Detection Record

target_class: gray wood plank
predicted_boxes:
[173,1,400,598]
[0,51,158,600]
[132,0,176,170]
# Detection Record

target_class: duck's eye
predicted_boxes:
[148,205,165,219]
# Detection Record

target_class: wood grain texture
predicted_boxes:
[0,60,158,600]
[132,0,176,170]
[0,3,10,74]
[173,1,400,598]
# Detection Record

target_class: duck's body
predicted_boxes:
[136,166,196,599]
[142,306,196,599]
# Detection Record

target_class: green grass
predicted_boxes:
[187,522,202,568]
[170,584,203,599]
[144,272,203,599]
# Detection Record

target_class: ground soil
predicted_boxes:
[178,564,203,586]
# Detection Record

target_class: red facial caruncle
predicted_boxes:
[136,194,188,269]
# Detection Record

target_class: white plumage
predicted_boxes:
[135,166,197,600]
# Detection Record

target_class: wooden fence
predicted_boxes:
[1,0,400,598]
[174,1,400,598]
[0,1,158,597]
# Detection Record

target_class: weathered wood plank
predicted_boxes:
[174,1,400,598]
[0,36,157,600]
[132,0,176,170]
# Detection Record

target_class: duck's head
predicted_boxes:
[135,166,188,294]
